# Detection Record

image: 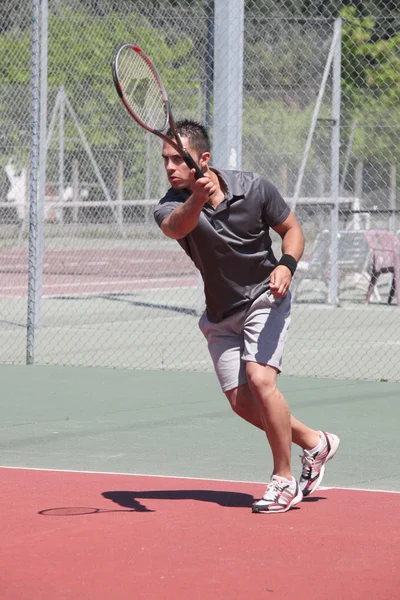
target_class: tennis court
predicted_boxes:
[1,235,400,377]
[1,364,400,599]
[2,0,400,598]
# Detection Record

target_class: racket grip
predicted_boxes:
[183,151,203,180]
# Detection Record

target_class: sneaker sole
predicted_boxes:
[302,433,340,497]
[252,489,303,514]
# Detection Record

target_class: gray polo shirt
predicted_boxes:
[154,168,290,323]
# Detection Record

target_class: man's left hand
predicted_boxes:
[269,265,292,298]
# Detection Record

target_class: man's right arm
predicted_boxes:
[160,172,215,240]
[161,193,207,239]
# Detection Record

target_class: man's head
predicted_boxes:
[166,119,211,156]
[162,119,211,189]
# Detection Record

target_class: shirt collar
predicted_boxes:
[210,168,245,202]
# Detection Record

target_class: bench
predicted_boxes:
[291,229,374,303]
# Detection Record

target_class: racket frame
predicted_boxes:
[111,43,203,179]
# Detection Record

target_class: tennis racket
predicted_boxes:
[111,43,203,180]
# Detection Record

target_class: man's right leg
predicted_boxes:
[225,383,340,495]
[199,309,339,496]
[225,383,321,450]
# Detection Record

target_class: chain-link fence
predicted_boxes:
[0,0,399,380]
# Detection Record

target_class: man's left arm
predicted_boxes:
[270,211,305,298]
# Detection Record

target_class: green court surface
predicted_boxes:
[1,364,399,492]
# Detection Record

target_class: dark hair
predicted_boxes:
[166,119,211,156]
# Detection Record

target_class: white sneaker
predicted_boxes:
[299,431,340,497]
[252,475,303,514]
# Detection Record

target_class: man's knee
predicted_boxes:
[225,384,252,416]
[246,362,278,396]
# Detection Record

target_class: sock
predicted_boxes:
[273,475,296,488]
[309,431,326,454]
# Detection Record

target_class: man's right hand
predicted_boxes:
[190,170,217,203]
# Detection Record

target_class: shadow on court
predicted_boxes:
[101,490,327,512]
[37,491,328,516]
[102,489,255,511]
[37,489,257,515]
[300,495,327,503]
[53,292,198,316]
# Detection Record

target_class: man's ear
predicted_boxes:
[199,152,211,170]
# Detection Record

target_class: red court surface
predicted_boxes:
[1,467,399,600]
[0,248,197,298]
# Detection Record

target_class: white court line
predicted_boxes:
[43,284,197,297]
[1,465,399,494]
[318,485,400,494]
[1,278,197,292]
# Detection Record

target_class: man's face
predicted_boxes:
[161,137,200,190]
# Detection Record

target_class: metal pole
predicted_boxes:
[353,160,363,231]
[117,159,124,228]
[389,164,397,233]
[292,22,341,212]
[204,0,214,131]
[329,18,342,306]
[34,0,48,328]
[145,132,151,199]
[339,118,357,196]
[26,0,40,364]
[145,132,151,225]
[72,158,79,223]
[59,85,65,225]
[212,0,244,170]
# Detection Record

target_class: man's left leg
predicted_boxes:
[241,290,340,512]
[246,361,303,513]
[246,362,292,479]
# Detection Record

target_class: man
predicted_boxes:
[154,120,339,514]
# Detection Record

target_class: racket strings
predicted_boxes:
[119,49,168,131]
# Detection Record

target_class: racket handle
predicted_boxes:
[183,151,203,180]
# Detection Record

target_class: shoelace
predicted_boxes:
[263,479,288,502]
[300,450,315,477]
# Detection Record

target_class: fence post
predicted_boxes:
[328,17,342,307]
[34,0,48,328]
[212,0,244,170]
[204,0,214,131]
[26,0,40,364]
[117,159,124,227]
[59,85,65,225]
[354,160,363,230]
[389,164,397,233]
[72,159,79,223]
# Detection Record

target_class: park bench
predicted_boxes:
[291,229,374,303]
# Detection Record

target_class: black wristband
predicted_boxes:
[278,254,297,276]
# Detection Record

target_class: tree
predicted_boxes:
[341,6,400,171]
[0,3,203,198]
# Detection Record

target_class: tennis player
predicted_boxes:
[154,120,340,514]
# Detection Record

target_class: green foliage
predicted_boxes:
[0,28,30,84]
[0,4,201,196]
[341,6,400,165]
[1,2,399,196]
[243,97,317,167]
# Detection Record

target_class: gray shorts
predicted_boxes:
[198,290,291,392]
